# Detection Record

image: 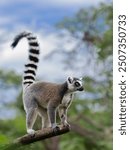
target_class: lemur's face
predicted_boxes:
[67,77,84,92]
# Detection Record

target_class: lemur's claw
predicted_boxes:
[52,126,60,133]
[62,121,70,128]
[63,123,70,128]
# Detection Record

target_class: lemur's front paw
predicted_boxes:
[27,129,35,135]
[62,121,70,128]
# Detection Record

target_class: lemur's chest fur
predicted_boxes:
[61,93,73,107]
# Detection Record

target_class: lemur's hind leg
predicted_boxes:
[23,94,39,134]
[38,107,50,129]
[26,107,37,135]
[48,103,58,129]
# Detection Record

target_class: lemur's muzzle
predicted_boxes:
[78,87,84,91]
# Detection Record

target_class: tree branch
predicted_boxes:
[14,125,70,145]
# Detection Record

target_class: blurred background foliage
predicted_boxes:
[0,2,112,150]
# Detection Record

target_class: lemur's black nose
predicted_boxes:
[78,87,84,91]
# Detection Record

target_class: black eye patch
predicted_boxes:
[75,81,80,87]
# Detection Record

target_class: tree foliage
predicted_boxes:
[0,2,112,150]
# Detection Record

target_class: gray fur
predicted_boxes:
[12,32,84,135]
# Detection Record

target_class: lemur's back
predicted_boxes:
[24,81,68,108]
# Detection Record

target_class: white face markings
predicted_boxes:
[67,77,83,92]
[75,80,82,87]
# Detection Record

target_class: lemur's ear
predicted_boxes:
[79,77,83,81]
[67,77,73,84]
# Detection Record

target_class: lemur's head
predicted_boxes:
[67,77,84,92]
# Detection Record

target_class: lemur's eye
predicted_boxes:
[75,82,80,87]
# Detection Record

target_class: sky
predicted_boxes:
[0,0,111,79]
[0,0,110,28]
[0,0,112,119]
[0,0,112,82]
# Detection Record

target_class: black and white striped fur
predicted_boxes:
[11,31,40,89]
[11,31,84,135]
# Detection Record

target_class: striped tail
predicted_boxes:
[11,31,40,88]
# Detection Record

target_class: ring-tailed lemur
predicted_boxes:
[11,31,84,135]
